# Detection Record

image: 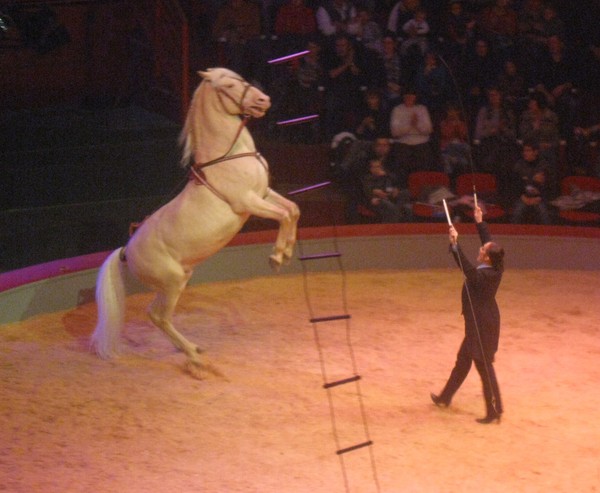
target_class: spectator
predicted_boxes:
[413,50,454,123]
[533,35,580,138]
[571,122,600,176]
[439,104,471,180]
[380,35,405,110]
[350,5,384,54]
[516,0,547,78]
[496,58,528,116]
[212,0,263,78]
[463,38,501,114]
[518,90,561,184]
[477,0,518,59]
[361,157,412,223]
[473,86,519,200]
[321,33,369,138]
[390,86,437,182]
[511,139,553,224]
[269,37,325,143]
[443,0,477,47]
[315,0,357,38]
[354,89,390,141]
[273,0,317,52]
[400,6,430,58]
[386,0,422,39]
[538,3,565,43]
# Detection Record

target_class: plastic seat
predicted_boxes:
[558,176,600,224]
[407,171,451,221]
[455,173,506,221]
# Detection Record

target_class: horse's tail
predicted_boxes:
[90,248,127,359]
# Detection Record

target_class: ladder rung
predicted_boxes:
[299,252,342,261]
[323,375,361,389]
[310,314,351,323]
[288,181,331,196]
[336,441,373,455]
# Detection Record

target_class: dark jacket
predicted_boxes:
[451,221,502,361]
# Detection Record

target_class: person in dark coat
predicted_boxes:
[431,205,505,424]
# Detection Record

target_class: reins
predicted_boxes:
[188,78,269,202]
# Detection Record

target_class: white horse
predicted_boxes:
[91,67,300,376]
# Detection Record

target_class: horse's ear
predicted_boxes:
[198,70,210,80]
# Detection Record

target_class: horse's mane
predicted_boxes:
[179,86,201,168]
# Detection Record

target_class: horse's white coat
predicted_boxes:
[91,68,299,375]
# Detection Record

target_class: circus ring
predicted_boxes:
[1,223,600,493]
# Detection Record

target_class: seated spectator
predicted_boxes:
[354,89,390,141]
[350,4,384,54]
[380,35,405,110]
[511,139,553,224]
[413,50,453,123]
[361,157,412,223]
[315,0,357,38]
[439,104,471,180]
[516,0,547,80]
[477,0,518,60]
[268,37,325,143]
[496,59,528,116]
[569,122,600,177]
[321,33,369,138]
[333,134,400,222]
[473,86,520,201]
[273,0,317,51]
[400,6,430,58]
[386,0,422,40]
[518,90,561,191]
[463,38,501,114]
[443,0,476,47]
[390,86,437,182]
[538,3,565,44]
[212,0,262,76]
[532,35,580,138]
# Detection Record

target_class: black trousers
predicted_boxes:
[439,338,503,416]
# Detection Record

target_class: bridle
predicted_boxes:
[188,76,268,202]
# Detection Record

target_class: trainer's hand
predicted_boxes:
[449,225,458,245]
[474,205,483,223]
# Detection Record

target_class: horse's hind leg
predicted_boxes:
[148,279,202,363]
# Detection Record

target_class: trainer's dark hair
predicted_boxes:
[487,242,505,272]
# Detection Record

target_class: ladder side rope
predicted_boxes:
[293,183,381,493]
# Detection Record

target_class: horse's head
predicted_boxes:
[198,68,271,118]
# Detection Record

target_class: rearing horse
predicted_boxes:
[91,68,300,376]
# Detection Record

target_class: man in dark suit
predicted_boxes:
[431,205,505,424]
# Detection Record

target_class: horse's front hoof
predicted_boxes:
[184,359,227,381]
[269,255,282,271]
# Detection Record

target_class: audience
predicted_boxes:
[202,1,600,224]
